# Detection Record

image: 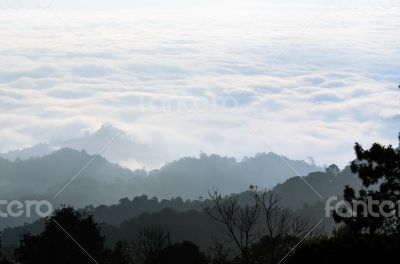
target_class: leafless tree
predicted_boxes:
[250,186,314,264]
[128,225,171,264]
[205,188,260,264]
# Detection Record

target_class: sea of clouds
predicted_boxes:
[0,0,399,167]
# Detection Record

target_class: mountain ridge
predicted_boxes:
[0,147,322,220]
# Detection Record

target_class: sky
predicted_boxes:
[0,0,399,168]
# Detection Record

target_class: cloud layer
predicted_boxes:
[0,1,399,167]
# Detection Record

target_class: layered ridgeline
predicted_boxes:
[1,165,361,253]
[0,147,321,209]
[0,124,362,245]
[0,123,324,174]
[0,124,322,210]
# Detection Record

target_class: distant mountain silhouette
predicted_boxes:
[0,148,135,196]
[0,143,55,161]
[0,148,321,204]
[52,124,163,168]
[0,124,326,173]
[0,124,163,170]
[141,152,322,199]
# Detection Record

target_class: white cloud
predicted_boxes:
[0,2,399,167]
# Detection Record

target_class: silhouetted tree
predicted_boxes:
[250,187,313,264]
[16,207,107,264]
[334,136,400,234]
[206,188,260,264]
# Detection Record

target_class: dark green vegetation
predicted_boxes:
[0,134,399,263]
